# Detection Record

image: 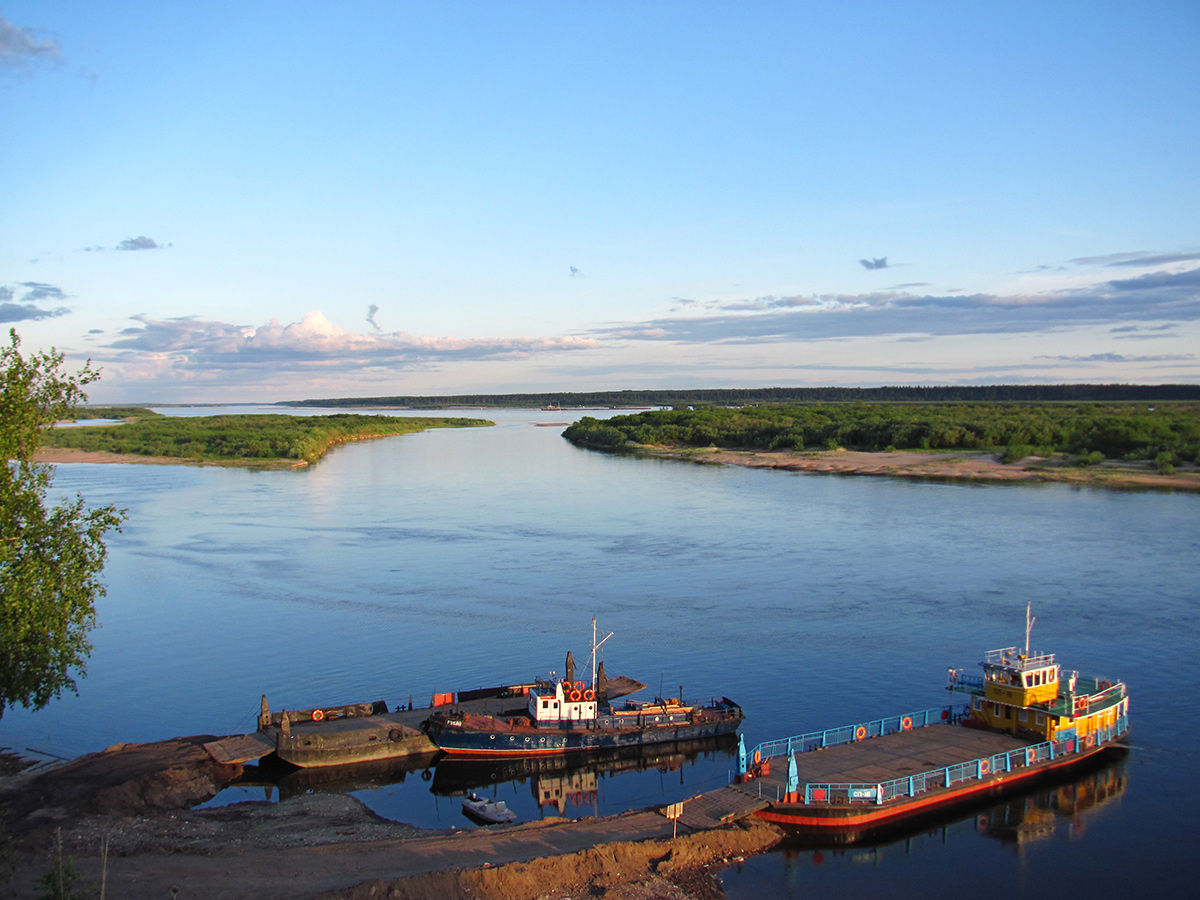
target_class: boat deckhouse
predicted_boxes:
[528,679,598,725]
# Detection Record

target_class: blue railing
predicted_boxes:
[800,714,1128,806]
[750,704,962,763]
[949,673,984,690]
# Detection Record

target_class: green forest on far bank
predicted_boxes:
[284,384,1200,409]
[563,402,1200,469]
[44,413,493,466]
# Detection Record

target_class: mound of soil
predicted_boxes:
[1,735,242,843]
[1,736,781,900]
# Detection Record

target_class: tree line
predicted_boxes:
[44,413,492,465]
[283,384,1200,409]
[562,402,1200,465]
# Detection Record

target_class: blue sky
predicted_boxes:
[2,2,1198,403]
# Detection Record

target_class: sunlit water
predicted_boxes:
[4,407,1197,893]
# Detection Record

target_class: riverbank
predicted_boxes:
[0,737,781,900]
[32,446,306,468]
[639,446,1200,492]
[34,444,1200,491]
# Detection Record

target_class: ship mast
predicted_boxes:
[1024,600,1036,658]
[591,616,613,688]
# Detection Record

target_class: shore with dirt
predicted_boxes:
[34,444,1199,491]
[638,446,1200,491]
[1,737,781,900]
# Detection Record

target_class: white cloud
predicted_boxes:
[0,14,60,73]
[106,310,598,372]
[591,268,1200,345]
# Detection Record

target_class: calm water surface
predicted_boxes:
[5,408,1197,894]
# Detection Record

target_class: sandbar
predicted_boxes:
[637,446,1200,492]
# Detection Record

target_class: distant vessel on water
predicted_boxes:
[737,603,1129,837]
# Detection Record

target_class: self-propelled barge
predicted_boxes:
[734,605,1129,837]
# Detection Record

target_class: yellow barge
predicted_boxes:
[734,604,1129,837]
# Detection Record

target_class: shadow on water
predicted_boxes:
[209,736,738,829]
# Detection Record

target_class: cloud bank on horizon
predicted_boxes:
[1,4,1197,401]
[21,257,1181,400]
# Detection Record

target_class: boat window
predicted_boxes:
[1018,710,1028,722]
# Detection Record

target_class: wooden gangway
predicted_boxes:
[676,786,769,830]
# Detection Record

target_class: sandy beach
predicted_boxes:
[637,446,1200,492]
[32,447,306,468]
[33,444,1199,491]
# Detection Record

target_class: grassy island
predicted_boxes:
[563,402,1200,490]
[41,412,492,468]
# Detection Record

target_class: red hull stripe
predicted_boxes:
[756,744,1110,828]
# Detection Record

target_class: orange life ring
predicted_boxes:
[1026,748,1036,765]
[312,709,325,722]
[979,759,990,774]
[569,689,582,702]
[901,717,913,731]
[753,749,761,765]
[855,726,867,741]
[583,689,595,701]
[576,681,586,692]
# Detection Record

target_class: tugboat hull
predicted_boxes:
[426,709,743,757]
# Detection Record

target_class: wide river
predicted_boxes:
[5,407,1197,896]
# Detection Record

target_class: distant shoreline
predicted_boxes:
[637,446,1200,492]
[31,444,1200,491]
[32,447,306,468]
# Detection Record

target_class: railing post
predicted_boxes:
[908,776,915,797]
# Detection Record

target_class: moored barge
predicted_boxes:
[736,605,1129,837]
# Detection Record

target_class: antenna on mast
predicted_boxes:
[1024,600,1036,658]
[590,616,613,688]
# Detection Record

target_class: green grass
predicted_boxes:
[44,413,492,467]
[563,402,1200,464]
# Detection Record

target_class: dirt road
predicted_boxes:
[1,737,780,900]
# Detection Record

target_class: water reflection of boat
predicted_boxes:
[742,604,1129,837]
[975,756,1128,846]
[432,734,738,797]
[758,753,1129,859]
[239,750,439,801]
